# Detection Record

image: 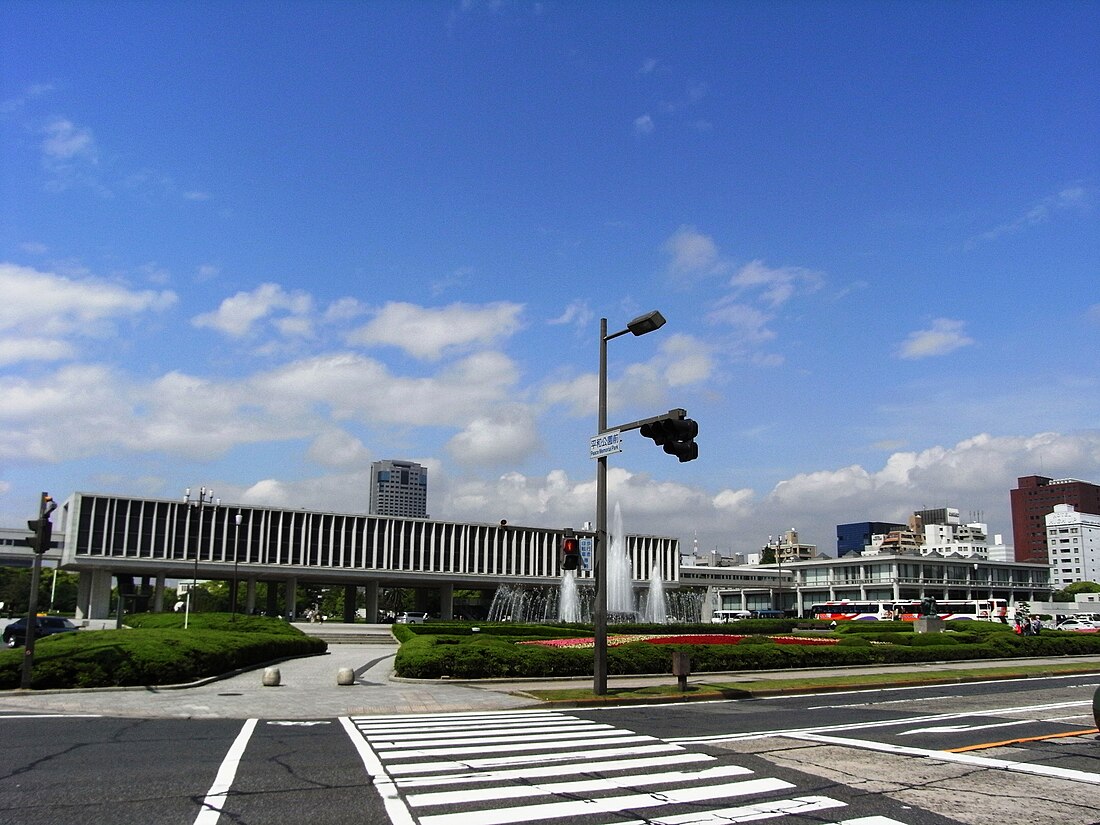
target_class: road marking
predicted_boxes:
[948,727,1099,752]
[405,764,755,806]
[339,716,415,825]
[383,742,687,775]
[669,699,1093,743]
[786,731,1100,784]
[393,752,715,788]
[193,717,257,825]
[416,777,797,825]
[382,733,656,760]
[368,722,617,747]
[0,713,102,719]
[347,710,910,825]
[613,795,847,825]
[898,719,1036,735]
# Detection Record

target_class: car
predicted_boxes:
[3,615,81,647]
[394,611,428,624]
[1055,618,1099,632]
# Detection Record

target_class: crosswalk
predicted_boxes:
[347,709,912,825]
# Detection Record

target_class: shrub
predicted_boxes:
[0,612,326,690]
[388,618,1100,679]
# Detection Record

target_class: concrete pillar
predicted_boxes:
[75,571,92,620]
[76,569,113,620]
[266,582,278,616]
[153,573,166,613]
[285,576,298,619]
[364,581,379,623]
[246,578,257,614]
[343,584,358,623]
[439,582,454,620]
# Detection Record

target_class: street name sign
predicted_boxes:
[589,430,622,459]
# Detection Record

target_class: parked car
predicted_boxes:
[395,611,428,624]
[1055,618,1099,632]
[3,615,80,647]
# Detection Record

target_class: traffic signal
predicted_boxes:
[23,493,57,553]
[561,531,581,571]
[639,416,699,462]
[24,518,53,554]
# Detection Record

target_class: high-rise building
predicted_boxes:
[1046,504,1100,587]
[1010,475,1100,564]
[369,460,428,518]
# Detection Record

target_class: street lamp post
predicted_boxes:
[231,512,243,620]
[183,486,218,630]
[594,310,665,695]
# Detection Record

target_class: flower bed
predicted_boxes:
[519,633,840,649]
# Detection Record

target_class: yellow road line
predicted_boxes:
[947,728,1098,752]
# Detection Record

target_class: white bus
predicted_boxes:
[808,598,1009,622]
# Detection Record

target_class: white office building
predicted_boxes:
[1046,504,1100,587]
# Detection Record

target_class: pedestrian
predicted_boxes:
[1030,616,1041,635]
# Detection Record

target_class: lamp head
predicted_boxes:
[626,310,666,336]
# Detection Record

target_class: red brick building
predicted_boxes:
[1010,475,1100,564]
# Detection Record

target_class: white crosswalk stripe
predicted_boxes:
[347,710,913,825]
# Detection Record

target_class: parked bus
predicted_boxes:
[807,601,893,621]
[808,598,1008,622]
[891,598,1008,622]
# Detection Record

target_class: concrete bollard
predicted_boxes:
[337,667,355,686]
[262,666,281,687]
[672,651,691,692]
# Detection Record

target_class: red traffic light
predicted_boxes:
[561,535,581,570]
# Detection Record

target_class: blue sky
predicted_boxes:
[2,0,1098,556]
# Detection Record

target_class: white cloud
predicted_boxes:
[634,114,655,135]
[306,428,372,468]
[705,302,776,345]
[192,282,313,338]
[252,350,521,428]
[446,404,541,467]
[0,338,75,366]
[654,334,715,388]
[347,301,523,360]
[728,259,824,308]
[547,300,592,333]
[663,225,725,279]
[0,263,176,363]
[898,318,974,359]
[42,118,96,161]
[971,185,1090,245]
[539,336,711,419]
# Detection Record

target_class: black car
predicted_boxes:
[3,616,80,647]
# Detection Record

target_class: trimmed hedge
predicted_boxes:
[0,613,326,690]
[391,620,1100,679]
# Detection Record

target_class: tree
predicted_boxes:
[1050,581,1100,602]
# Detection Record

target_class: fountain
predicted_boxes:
[606,502,637,621]
[559,570,581,623]
[640,564,668,623]
[485,501,706,624]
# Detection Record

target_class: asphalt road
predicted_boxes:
[2,673,1096,825]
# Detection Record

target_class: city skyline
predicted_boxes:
[2,2,1098,555]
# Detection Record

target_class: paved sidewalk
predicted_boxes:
[0,643,542,719]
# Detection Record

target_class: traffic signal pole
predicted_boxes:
[594,318,609,695]
[21,492,56,690]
